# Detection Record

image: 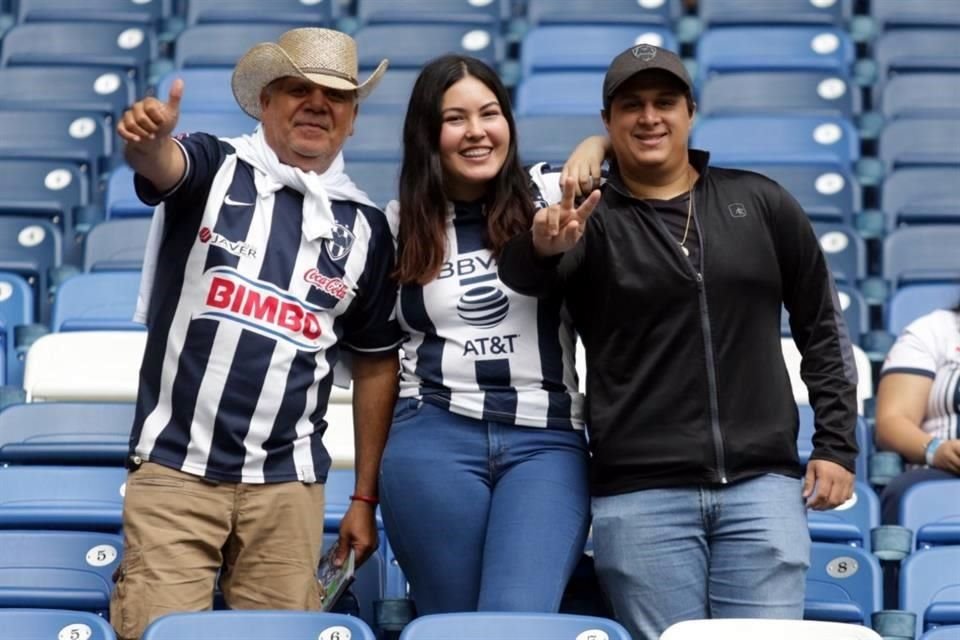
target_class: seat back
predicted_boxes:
[699,72,859,119]
[52,271,143,332]
[871,0,960,29]
[882,226,960,290]
[525,0,680,26]
[0,609,117,639]
[693,116,859,167]
[0,465,126,531]
[697,0,852,27]
[661,618,881,639]
[874,30,960,80]
[142,611,376,640]
[342,112,404,162]
[353,24,503,71]
[514,72,605,116]
[15,0,170,25]
[899,479,960,549]
[0,158,89,231]
[517,114,608,166]
[807,481,880,550]
[0,109,111,176]
[879,119,960,174]
[805,543,882,624]
[399,612,632,640]
[881,168,960,229]
[879,74,960,121]
[355,0,508,27]
[83,218,151,272]
[521,25,678,77]
[185,0,337,26]
[886,284,960,335]
[0,272,34,385]
[174,24,301,68]
[155,68,239,114]
[900,546,960,636]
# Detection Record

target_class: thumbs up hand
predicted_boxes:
[118,78,184,145]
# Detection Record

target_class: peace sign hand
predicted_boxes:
[532,176,601,257]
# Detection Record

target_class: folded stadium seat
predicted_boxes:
[398,612,631,640]
[661,619,882,640]
[185,0,337,27]
[515,114,607,166]
[0,400,133,465]
[174,110,256,139]
[885,284,960,337]
[173,23,303,68]
[354,0,508,28]
[696,26,854,88]
[0,609,117,640]
[514,71,605,116]
[811,221,866,285]
[105,165,153,219]
[804,543,882,625]
[721,163,860,227]
[15,0,171,26]
[780,338,873,413]
[692,116,860,168]
[0,465,126,531]
[881,168,960,231]
[23,331,146,402]
[880,546,960,638]
[0,272,37,388]
[520,25,678,78]
[878,74,960,122]
[142,611,376,640]
[899,479,960,550]
[882,226,960,293]
[873,30,960,80]
[342,112,404,163]
[82,217,151,272]
[51,271,143,332]
[870,0,960,31]
[699,72,860,120]
[344,160,400,210]
[696,0,853,27]
[0,216,63,322]
[154,68,239,114]
[0,530,122,612]
[524,0,680,27]
[0,22,157,98]
[357,68,419,115]
[878,118,960,176]
[353,23,504,71]
[806,480,880,550]
[920,627,960,640]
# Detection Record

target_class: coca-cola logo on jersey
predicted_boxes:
[303,268,350,300]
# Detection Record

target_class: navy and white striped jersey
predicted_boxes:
[388,163,584,430]
[130,132,402,484]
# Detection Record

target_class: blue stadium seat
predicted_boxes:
[514,71,605,116]
[399,612,632,640]
[355,0,508,27]
[813,221,866,285]
[106,165,152,219]
[0,217,62,321]
[899,546,960,636]
[882,226,960,291]
[52,271,143,332]
[0,158,89,233]
[14,0,171,26]
[525,0,680,27]
[174,111,255,139]
[360,68,418,115]
[174,24,300,68]
[886,284,960,336]
[882,168,960,230]
[782,283,868,350]
[919,626,960,640]
[0,530,122,611]
[0,22,157,96]
[142,611,376,640]
[0,401,133,465]
[155,68,239,114]
[879,74,960,121]
[185,0,337,26]
[520,26,678,77]
[0,609,117,640]
[354,24,503,71]
[516,114,607,166]
[0,109,112,179]
[870,0,960,30]
[0,465,125,531]
[804,543,882,624]
[874,30,960,78]
[0,67,135,125]
[345,160,399,210]
[699,72,860,119]
[83,218,151,272]
[899,479,960,550]
[692,116,859,168]
[342,112,404,162]
[697,0,852,27]
[696,27,854,87]
[807,480,879,550]
[0,272,35,387]
[879,119,960,174]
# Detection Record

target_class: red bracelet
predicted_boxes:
[350,494,379,505]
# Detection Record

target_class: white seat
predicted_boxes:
[660,618,883,640]
[23,331,146,402]
[781,338,873,412]
[324,385,355,469]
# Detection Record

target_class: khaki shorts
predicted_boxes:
[109,462,325,640]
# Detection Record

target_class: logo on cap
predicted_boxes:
[631,44,657,61]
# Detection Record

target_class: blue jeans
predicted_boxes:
[379,398,590,614]
[591,474,810,640]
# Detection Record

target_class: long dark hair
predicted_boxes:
[394,54,534,285]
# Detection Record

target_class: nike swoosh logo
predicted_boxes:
[224,194,254,206]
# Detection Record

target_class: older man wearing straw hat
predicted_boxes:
[111,28,399,638]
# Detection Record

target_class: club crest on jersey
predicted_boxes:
[325,223,355,261]
[199,226,258,259]
[200,267,325,350]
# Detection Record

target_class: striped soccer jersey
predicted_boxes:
[881,308,960,442]
[130,132,401,484]
[389,164,584,430]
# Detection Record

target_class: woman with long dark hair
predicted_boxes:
[378,54,602,614]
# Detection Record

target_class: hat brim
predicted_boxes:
[231,41,388,120]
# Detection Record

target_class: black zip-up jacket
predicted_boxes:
[499,150,859,496]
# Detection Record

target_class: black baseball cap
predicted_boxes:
[602,44,693,111]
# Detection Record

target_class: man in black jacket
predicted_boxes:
[499,45,858,640]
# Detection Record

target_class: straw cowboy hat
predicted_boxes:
[232,27,388,119]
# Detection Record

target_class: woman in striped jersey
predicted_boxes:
[378,54,604,615]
